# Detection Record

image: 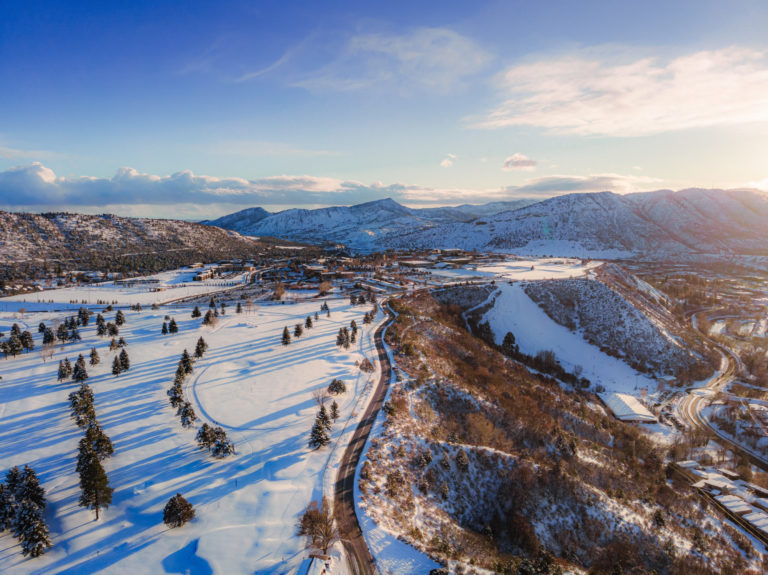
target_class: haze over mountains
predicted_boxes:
[205,188,768,258]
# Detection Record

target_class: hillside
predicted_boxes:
[358,291,759,574]
[387,188,768,258]
[0,211,264,277]
[205,198,536,250]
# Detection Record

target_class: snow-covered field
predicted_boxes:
[1,268,249,311]
[482,283,657,395]
[0,294,383,574]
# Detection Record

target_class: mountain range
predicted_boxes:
[205,189,768,258]
[202,198,536,250]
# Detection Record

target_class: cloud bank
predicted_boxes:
[476,47,768,136]
[0,162,667,218]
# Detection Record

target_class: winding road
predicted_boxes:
[333,303,395,575]
[678,310,768,470]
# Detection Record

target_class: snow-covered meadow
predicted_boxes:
[0,293,383,574]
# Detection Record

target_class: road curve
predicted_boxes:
[679,311,768,471]
[334,303,395,575]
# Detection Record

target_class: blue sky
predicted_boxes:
[1,0,767,218]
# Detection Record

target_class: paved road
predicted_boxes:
[678,310,768,470]
[334,304,394,575]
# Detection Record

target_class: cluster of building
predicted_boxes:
[675,461,768,544]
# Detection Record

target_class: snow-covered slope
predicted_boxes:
[206,198,537,250]
[0,211,259,265]
[388,188,768,258]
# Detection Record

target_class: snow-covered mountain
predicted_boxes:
[206,198,536,250]
[388,188,768,258]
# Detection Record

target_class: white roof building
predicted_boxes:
[600,393,657,423]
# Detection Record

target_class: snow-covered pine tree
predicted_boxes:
[14,499,51,557]
[191,306,201,318]
[236,302,242,314]
[18,466,46,510]
[305,315,313,329]
[161,322,168,335]
[180,349,193,374]
[282,326,291,346]
[194,337,208,358]
[78,446,113,520]
[57,360,68,381]
[336,328,345,347]
[64,357,72,376]
[318,404,332,431]
[115,310,125,326]
[167,380,184,408]
[89,347,100,366]
[195,423,216,451]
[168,318,178,334]
[0,483,14,531]
[211,431,235,458]
[178,402,197,428]
[350,319,358,335]
[84,422,114,460]
[73,354,88,383]
[109,337,118,351]
[119,349,130,371]
[330,400,339,420]
[163,493,195,528]
[309,412,330,449]
[294,323,303,338]
[43,327,54,345]
[112,355,121,376]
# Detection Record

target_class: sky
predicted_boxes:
[1,0,767,219]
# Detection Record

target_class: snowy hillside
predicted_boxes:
[388,188,768,258]
[0,294,385,574]
[206,198,536,250]
[0,211,259,266]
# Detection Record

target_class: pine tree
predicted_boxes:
[178,402,197,428]
[350,319,358,335]
[350,294,356,305]
[282,326,291,346]
[161,322,168,335]
[314,312,319,321]
[18,466,46,509]
[119,349,130,371]
[163,493,195,528]
[96,313,105,328]
[7,335,22,357]
[64,357,72,376]
[84,422,114,460]
[168,318,178,334]
[211,430,235,458]
[112,355,121,376]
[202,309,214,325]
[109,337,119,351]
[180,349,193,374]
[115,310,125,326]
[38,322,46,334]
[330,400,339,420]
[118,337,127,347]
[0,483,14,531]
[89,347,100,366]
[73,354,88,383]
[167,380,184,408]
[69,327,81,342]
[195,423,216,451]
[42,327,54,345]
[21,331,34,353]
[194,337,208,358]
[69,384,96,428]
[236,302,242,314]
[294,323,303,338]
[58,360,68,381]
[309,411,331,449]
[191,306,201,318]
[209,297,216,308]
[78,447,113,520]
[336,328,345,347]
[305,315,313,329]
[318,404,332,431]
[14,499,51,557]
[363,312,372,324]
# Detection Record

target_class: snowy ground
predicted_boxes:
[482,283,657,395]
[0,267,249,311]
[0,294,383,574]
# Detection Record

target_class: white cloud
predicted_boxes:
[474,46,768,136]
[440,153,457,168]
[750,178,768,191]
[295,27,492,92]
[508,173,661,196]
[502,153,537,171]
